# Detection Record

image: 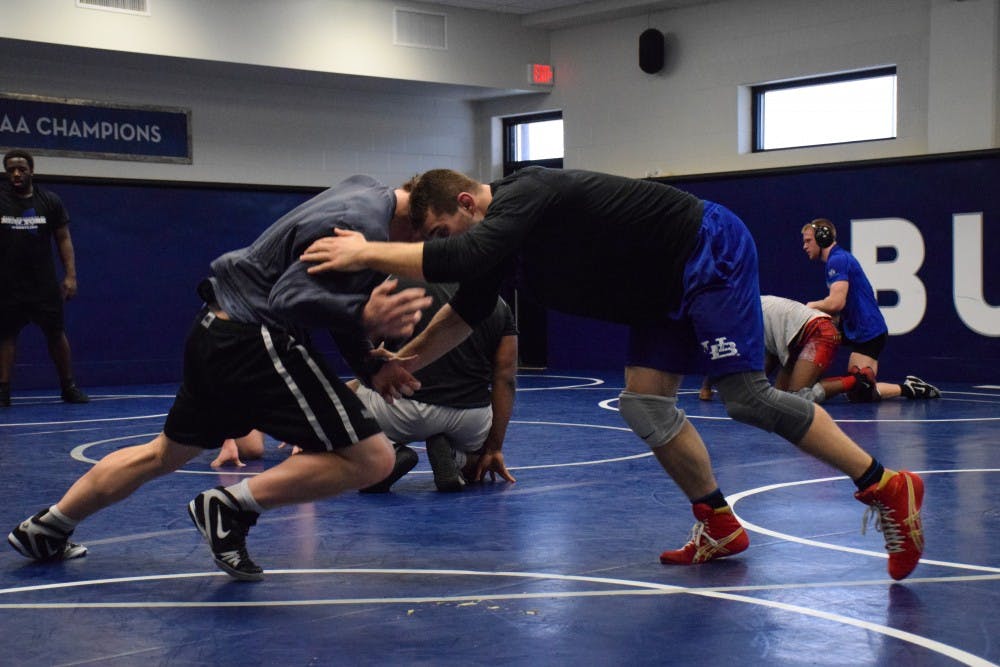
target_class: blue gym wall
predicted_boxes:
[11,151,999,390]
[11,181,318,389]
[549,151,1000,383]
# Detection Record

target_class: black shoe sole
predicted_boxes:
[7,530,88,561]
[426,436,465,493]
[434,477,466,492]
[213,557,264,582]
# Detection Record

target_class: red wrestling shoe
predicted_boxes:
[660,504,749,564]
[855,470,925,580]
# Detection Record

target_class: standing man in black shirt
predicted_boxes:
[301,166,926,581]
[0,149,89,406]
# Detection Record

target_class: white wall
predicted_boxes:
[928,0,999,152]
[2,0,998,186]
[0,0,554,186]
[477,0,1000,180]
[1,0,550,92]
[0,39,480,187]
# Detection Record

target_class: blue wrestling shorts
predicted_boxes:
[626,201,764,378]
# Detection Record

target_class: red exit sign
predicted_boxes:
[529,63,554,86]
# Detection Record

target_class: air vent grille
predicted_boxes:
[76,0,150,16]
[394,8,447,50]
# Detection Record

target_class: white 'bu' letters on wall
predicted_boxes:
[852,214,999,337]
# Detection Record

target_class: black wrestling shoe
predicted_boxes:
[0,384,10,407]
[188,487,262,581]
[847,366,881,403]
[426,434,465,492]
[901,376,940,399]
[8,510,88,561]
[61,385,90,404]
[359,445,419,493]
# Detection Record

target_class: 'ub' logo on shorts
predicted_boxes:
[702,337,740,360]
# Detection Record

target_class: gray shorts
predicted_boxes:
[355,384,492,453]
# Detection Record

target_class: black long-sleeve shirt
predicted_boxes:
[422,167,703,327]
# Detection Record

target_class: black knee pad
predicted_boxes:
[715,372,815,443]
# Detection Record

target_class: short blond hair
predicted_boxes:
[802,218,837,239]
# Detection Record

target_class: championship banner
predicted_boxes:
[0,93,191,163]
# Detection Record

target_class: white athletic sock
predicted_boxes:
[225,479,265,514]
[811,382,827,403]
[46,505,79,531]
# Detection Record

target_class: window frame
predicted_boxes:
[502,110,564,176]
[751,66,898,153]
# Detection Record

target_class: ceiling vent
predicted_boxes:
[394,8,447,50]
[76,0,150,16]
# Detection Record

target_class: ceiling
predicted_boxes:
[429,0,607,12]
[427,0,716,28]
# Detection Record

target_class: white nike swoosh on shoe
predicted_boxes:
[213,505,231,540]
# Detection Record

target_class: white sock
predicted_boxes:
[46,505,79,531]
[811,382,827,403]
[225,479,265,514]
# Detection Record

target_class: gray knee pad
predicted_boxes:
[618,391,687,448]
[716,372,815,443]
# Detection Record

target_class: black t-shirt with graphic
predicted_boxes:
[0,182,70,304]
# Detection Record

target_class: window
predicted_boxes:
[503,111,563,175]
[752,67,897,151]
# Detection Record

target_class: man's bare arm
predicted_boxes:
[301,229,426,280]
[53,226,78,299]
[806,280,848,315]
[397,303,473,372]
[369,303,473,401]
[473,333,518,483]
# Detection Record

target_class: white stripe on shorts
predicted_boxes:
[260,325,354,450]
[294,343,359,443]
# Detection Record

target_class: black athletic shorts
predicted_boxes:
[844,331,887,360]
[163,309,382,451]
[0,298,65,338]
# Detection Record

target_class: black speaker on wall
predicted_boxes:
[639,28,665,74]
